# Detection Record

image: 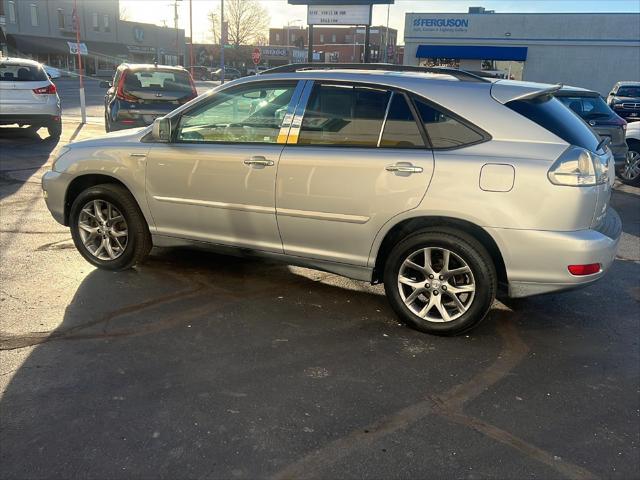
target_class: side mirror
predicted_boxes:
[609,92,615,96]
[152,117,172,142]
[99,80,112,88]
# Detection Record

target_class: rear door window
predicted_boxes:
[0,63,48,82]
[507,95,600,152]
[414,99,486,149]
[379,93,425,148]
[298,84,390,147]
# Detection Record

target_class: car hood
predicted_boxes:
[613,97,640,103]
[68,126,149,148]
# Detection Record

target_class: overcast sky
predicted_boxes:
[119,0,640,44]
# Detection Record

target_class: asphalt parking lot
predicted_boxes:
[0,119,638,479]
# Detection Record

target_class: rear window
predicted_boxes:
[507,95,600,152]
[557,95,613,121]
[124,70,192,92]
[0,63,48,82]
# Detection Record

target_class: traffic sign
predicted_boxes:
[252,48,261,65]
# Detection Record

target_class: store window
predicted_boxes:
[92,12,99,31]
[275,33,280,42]
[97,57,117,71]
[57,9,65,29]
[30,4,38,27]
[331,34,336,43]
[319,34,324,43]
[103,14,110,32]
[8,1,16,24]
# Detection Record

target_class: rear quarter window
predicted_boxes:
[413,98,486,149]
[507,95,600,152]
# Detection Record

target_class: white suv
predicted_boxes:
[42,64,622,335]
[0,57,62,138]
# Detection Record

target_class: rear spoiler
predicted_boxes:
[491,80,563,104]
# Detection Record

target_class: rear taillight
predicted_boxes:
[33,83,57,95]
[115,72,138,102]
[548,146,609,187]
[568,264,601,276]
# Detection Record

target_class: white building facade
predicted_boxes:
[403,12,640,95]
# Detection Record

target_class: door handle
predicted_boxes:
[244,156,274,167]
[385,163,423,174]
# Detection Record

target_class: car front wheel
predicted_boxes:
[69,184,152,270]
[383,228,496,336]
[618,140,640,186]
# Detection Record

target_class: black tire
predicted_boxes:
[617,140,640,187]
[47,121,62,139]
[383,228,497,336]
[69,183,152,271]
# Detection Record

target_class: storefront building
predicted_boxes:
[403,11,640,95]
[2,0,184,76]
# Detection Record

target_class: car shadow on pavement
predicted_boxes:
[1,246,638,479]
[0,126,59,200]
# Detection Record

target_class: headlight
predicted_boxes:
[548,146,607,187]
[51,146,71,172]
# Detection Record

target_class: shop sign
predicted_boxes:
[307,5,371,25]
[412,17,470,33]
[127,45,156,54]
[261,47,288,57]
[67,42,88,56]
[133,27,145,43]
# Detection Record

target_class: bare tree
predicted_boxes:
[208,11,220,44]
[119,5,130,21]
[225,0,270,47]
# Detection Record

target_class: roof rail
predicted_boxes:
[261,63,488,83]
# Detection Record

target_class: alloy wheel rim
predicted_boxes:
[78,200,128,261]
[397,247,476,323]
[621,150,640,180]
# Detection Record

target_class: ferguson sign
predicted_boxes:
[412,17,470,33]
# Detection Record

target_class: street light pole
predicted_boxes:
[220,0,225,84]
[73,0,86,124]
[384,3,390,63]
[189,0,194,74]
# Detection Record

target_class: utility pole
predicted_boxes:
[173,0,180,64]
[220,0,225,84]
[189,0,194,73]
[384,3,390,63]
[73,0,86,124]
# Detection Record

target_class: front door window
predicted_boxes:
[176,83,297,143]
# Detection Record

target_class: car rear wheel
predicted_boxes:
[69,184,152,270]
[47,120,61,139]
[618,141,640,186]
[383,228,496,336]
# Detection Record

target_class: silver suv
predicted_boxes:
[0,57,62,138]
[42,64,622,335]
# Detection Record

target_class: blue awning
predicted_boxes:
[416,45,528,61]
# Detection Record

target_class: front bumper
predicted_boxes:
[41,170,72,225]
[487,208,622,298]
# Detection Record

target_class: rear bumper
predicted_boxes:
[0,113,61,126]
[487,208,622,298]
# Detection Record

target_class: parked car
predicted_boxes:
[210,67,241,81]
[189,66,211,81]
[607,81,640,122]
[0,57,62,138]
[247,65,268,75]
[43,65,62,79]
[100,63,198,132]
[555,86,628,171]
[42,64,621,336]
[620,121,640,186]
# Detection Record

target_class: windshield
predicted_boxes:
[0,63,48,82]
[616,86,640,97]
[507,95,600,152]
[557,95,613,120]
[124,70,192,93]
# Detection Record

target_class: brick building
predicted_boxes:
[268,25,398,63]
